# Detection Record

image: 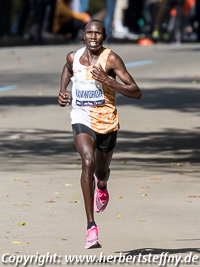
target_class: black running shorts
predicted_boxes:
[72,123,117,153]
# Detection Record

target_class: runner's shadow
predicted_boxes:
[116,247,200,255]
[116,86,200,113]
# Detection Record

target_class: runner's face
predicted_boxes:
[84,23,106,52]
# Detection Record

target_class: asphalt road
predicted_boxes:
[0,43,200,266]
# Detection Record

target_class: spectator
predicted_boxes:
[29,0,50,43]
[70,0,90,12]
[80,0,90,12]
[124,0,144,35]
[104,0,116,40]
[182,0,196,41]
[165,0,185,43]
[70,0,80,12]
[0,0,13,37]
[195,0,200,41]
[11,0,56,43]
[10,0,31,36]
[46,0,57,33]
[112,0,129,38]
[112,0,141,39]
[52,0,91,39]
[149,0,167,39]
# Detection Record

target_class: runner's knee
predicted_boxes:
[82,156,95,174]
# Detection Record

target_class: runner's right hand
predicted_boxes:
[58,91,71,107]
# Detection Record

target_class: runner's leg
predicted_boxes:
[95,149,114,189]
[74,133,96,223]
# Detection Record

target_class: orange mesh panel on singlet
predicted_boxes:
[89,48,119,134]
[86,66,94,80]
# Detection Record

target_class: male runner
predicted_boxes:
[58,19,142,249]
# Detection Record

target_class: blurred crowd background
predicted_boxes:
[0,0,199,46]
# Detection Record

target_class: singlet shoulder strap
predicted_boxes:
[96,48,111,71]
[73,47,86,68]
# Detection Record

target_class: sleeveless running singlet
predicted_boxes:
[70,47,119,134]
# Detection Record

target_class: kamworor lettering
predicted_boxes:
[76,89,103,99]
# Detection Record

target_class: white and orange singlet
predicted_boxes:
[70,47,119,134]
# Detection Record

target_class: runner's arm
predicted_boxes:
[58,52,75,107]
[92,52,142,99]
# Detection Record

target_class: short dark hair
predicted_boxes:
[85,19,106,35]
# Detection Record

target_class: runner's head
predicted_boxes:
[84,20,107,52]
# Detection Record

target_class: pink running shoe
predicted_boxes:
[85,226,101,249]
[94,180,109,213]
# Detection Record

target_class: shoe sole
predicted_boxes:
[85,242,102,249]
[94,192,109,213]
